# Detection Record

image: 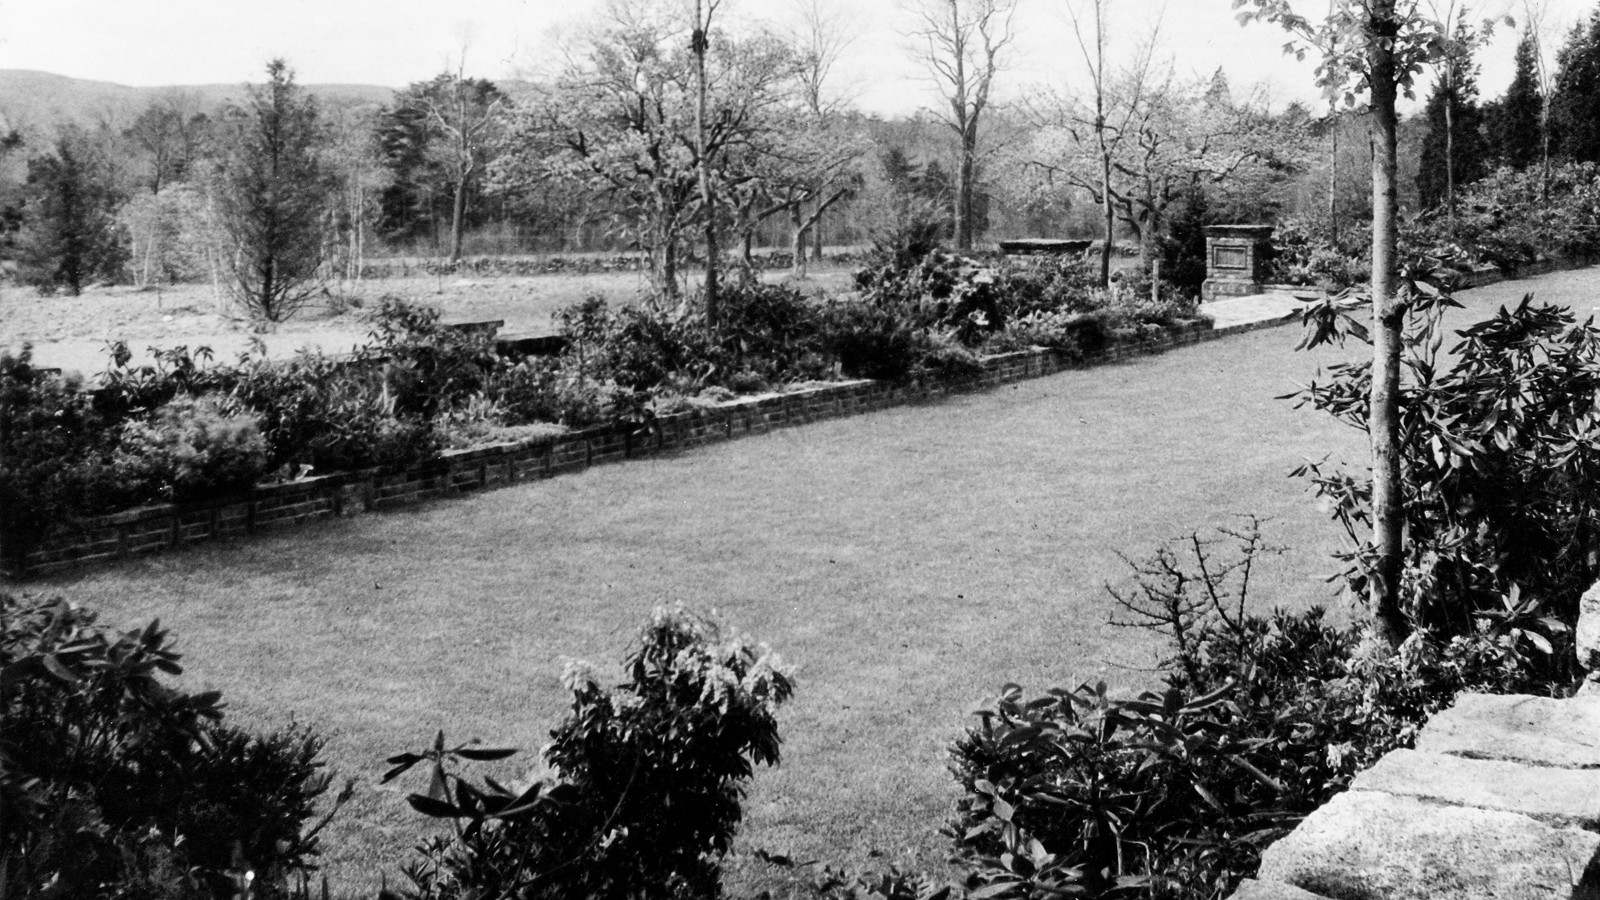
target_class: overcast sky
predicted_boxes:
[0,0,1590,116]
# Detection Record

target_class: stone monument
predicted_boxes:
[1201,224,1274,302]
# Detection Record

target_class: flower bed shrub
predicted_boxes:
[2,259,1216,559]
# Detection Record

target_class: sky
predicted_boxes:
[1,0,1593,116]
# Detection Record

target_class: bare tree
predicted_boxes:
[1062,0,1161,285]
[690,0,723,327]
[123,91,207,195]
[907,0,1017,251]
[409,62,507,265]
[1521,0,1557,191]
[789,0,863,268]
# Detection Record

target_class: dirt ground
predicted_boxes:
[1,265,856,376]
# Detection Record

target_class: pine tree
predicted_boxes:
[1417,50,1489,211]
[210,60,334,322]
[1552,11,1600,163]
[1492,34,1544,170]
[17,126,128,295]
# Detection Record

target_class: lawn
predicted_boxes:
[7,267,1595,896]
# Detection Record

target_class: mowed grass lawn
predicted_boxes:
[9,268,1596,895]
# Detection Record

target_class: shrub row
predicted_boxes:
[1267,161,1600,290]
[2,257,1207,569]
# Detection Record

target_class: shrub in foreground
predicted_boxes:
[1292,287,1595,679]
[0,592,346,899]
[949,521,1563,900]
[386,605,793,900]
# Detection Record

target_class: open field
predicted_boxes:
[6,268,1597,895]
[0,263,859,376]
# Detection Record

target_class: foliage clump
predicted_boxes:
[948,520,1566,900]
[385,605,793,900]
[1,592,347,899]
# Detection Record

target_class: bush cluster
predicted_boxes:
[1,592,346,900]
[1291,289,1595,685]
[1407,162,1600,268]
[839,249,1204,380]
[1270,162,1600,290]
[384,605,792,900]
[948,521,1565,900]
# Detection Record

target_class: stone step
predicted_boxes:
[1230,878,1336,900]
[1352,748,1600,827]
[1415,692,1600,769]
[1256,790,1600,900]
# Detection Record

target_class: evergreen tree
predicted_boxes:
[16,125,128,295]
[1492,34,1544,170]
[210,60,335,322]
[1552,11,1600,163]
[1416,50,1489,211]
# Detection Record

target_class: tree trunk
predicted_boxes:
[811,209,824,261]
[1444,78,1456,223]
[449,173,468,264]
[1098,132,1114,287]
[791,206,808,279]
[1328,113,1339,245]
[1369,0,1410,650]
[693,6,719,330]
[955,129,977,250]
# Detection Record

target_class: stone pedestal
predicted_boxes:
[1201,224,1274,302]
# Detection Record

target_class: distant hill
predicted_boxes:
[0,70,395,140]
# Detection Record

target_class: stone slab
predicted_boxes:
[1229,878,1335,900]
[1352,748,1600,827]
[1257,790,1600,900]
[1580,581,1600,673]
[1415,692,1600,769]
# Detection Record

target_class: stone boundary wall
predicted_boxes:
[8,317,1265,577]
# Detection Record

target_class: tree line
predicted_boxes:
[5,0,1600,321]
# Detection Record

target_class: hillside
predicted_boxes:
[0,69,395,138]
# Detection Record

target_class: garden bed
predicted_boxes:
[9,319,1231,576]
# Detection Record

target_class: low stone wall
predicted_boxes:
[1233,691,1600,900]
[10,317,1277,577]
[1234,595,1600,900]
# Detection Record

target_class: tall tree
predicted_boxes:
[1236,0,1492,650]
[325,104,390,284]
[786,0,864,272]
[907,0,1016,251]
[1416,23,1489,211]
[1061,0,1159,286]
[16,125,128,295]
[1551,9,1600,163]
[690,0,723,328]
[1492,33,1545,169]
[123,93,209,195]
[396,71,506,264]
[210,59,335,323]
[495,0,796,307]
